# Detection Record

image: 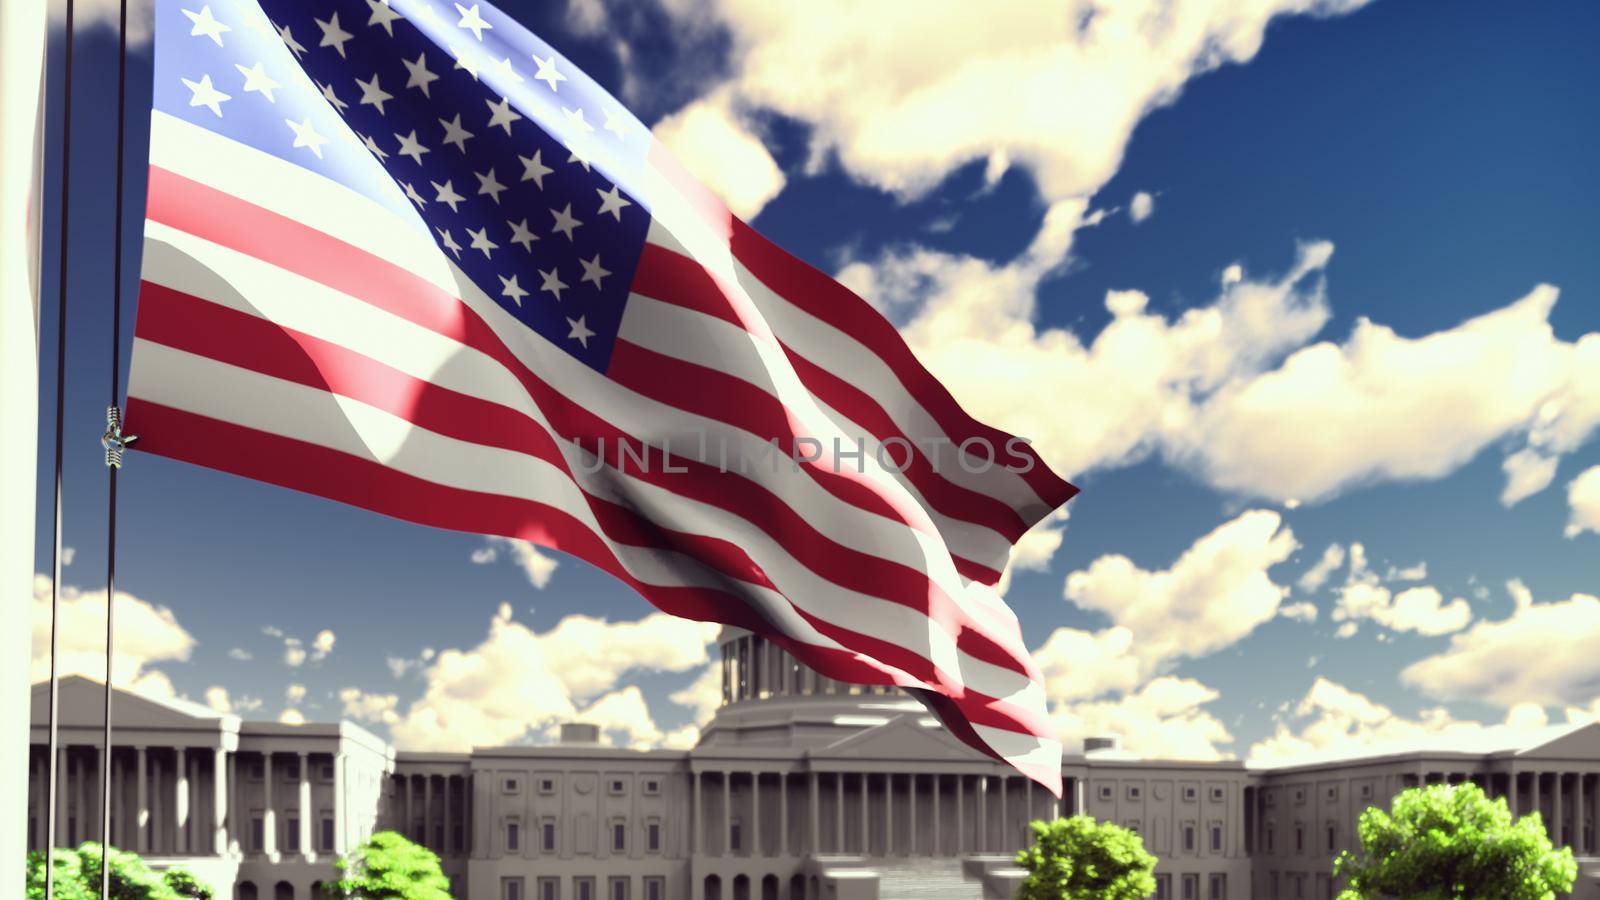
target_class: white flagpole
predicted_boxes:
[0,0,50,892]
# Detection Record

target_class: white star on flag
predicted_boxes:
[507,219,538,251]
[454,3,494,40]
[285,117,328,158]
[277,23,307,58]
[532,53,566,92]
[355,73,393,114]
[439,114,474,152]
[234,62,281,102]
[182,73,231,117]
[475,168,507,203]
[539,267,567,299]
[579,255,610,289]
[499,274,529,306]
[519,150,552,188]
[435,226,462,258]
[467,226,500,259]
[403,53,440,96]
[431,180,466,212]
[550,204,582,241]
[366,0,403,36]
[314,12,355,58]
[183,5,231,46]
[395,129,430,164]
[566,315,595,347]
[596,184,631,221]
[486,96,523,135]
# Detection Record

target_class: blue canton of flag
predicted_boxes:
[156,0,653,371]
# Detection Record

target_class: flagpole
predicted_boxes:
[98,0,133,891]
[45,0,79,894]
[0,0,50,891]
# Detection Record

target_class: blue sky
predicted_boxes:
[31,0,1600,761]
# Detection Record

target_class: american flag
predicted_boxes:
[124,0,1078,789]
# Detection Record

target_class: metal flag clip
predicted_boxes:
[101,405,138,468]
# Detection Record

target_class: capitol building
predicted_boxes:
[27,628,1600,900]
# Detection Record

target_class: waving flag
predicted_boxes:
[125,0,1078,788]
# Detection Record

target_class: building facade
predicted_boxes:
[27,629,1600,900]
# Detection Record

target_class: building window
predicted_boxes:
[1183,786,1198,802]
[1210,824,1222,852]
[647,821,661,853]
[287,817,300,850]
[504,778,521,793]
[320,764,334,781]
[506,820,520,852]
[730,819,743,852]
[609,878,629,900]
[575,878,595,900]
[1295,824,1305,853]
[1098,785,1113,801]
[644,779,661,796]
[251,816,265,851]
[644,877,664,900]
[1126,819,1141,835]
[1270,872,1280,900]
[321,817,334,852]
[1293,788,1305,805]
[539,778,556,794]
[1210,786,1225,802]
[612,822,627,852]
[1360,783,1372,800]
[541,820,557,852]
[1327,823,1337,853]
[1265,826,1275,853]
[1183,824,1195,852]
[502,878,525,900]
[1155,875,1170,899]
[1181,874,1197,900]
[1325,785,1338,802]
[538,878,559,900]
[610,779,626,796]
[1295,874,1306,899]
[1127,785,1143,801]
[250,760,264,780]
[1209,874,1225,900]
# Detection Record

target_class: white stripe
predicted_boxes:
[619,292,1016,568]
[131,334,1042,710]
[646,219,1053,520]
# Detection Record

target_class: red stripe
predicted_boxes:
[122,399,1051,739]
[727,217,1078,511]
[138,171,1043,698]
[136,282,1018,672]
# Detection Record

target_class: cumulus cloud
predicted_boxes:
[279,628,337,668]
[1050,676,1233,760]
[1248,677,1551,766]
[669,663,723,726]
[28,574,194,700]
[1128,191,1155,224]
[286,683,307,705]
[1296,543,1345,593]
[997,508,1069,595]
[1064,509,1298,666]
[1278,601,1319,623]
[386,647,436,679]
[659,0,1374,216]
[203,686,261,715]
[227,647,253,661]
[653,89,786,220]
[387,604,719,751]
[1565,465,1600,539]
[278,709,306,726]
[339,687,401,727]
[472,536,560,589]
[1330,544,1470,637]
[1401,580,1600,708]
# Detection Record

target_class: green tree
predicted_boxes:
[1013,815,1157,900]
[326,830,452,899]
[1334,782,1577,900]
[25,842,211,900]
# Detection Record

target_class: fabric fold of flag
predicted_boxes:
[124,0,1078,791]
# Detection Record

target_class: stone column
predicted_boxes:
[834,774,843,854]
[724,773,735,857]
[885,774,894,855]
[213,748,228,856]
[226,753,238,855]
[979,776,988,853]
[1554,773,1565,846]
[858,774,868,855]
[135,747,149,853]
[752,772,762,857]
[999,777,1009,851]
[779,774,788,857]
[422,773,433,848]
[262,752,278,859]
[693,772,702,855]
[933,775,942,856]
[55,746,68,848]
[808,773,819,855]
[956,775,965,854]
[175,747,190,853]
[1576,774,1587,854]
[298,753,313,856]
[333,753,348,853]
[908,775,916,856]
[1509,771,1520,815]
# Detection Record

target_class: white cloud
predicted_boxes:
[1064,509,1297,666]
[311,630,336,661]
[1401,580,1600,708]
[283,639,307,668]
[204,686,233,714]
[669,664,723,726]
[665,0,1373,214]
[1278,601,1318,623]
[653,89,785,219]
[1384,561,1427,582]
[286,683,307,705]
[1033,625,1144,704]
[1565,465,1600,538]
[1050,676,1233,760]
[227,647,253,661]
[1296,543,1345,593]
[1248,677,1549,766]
[1500,448,1560,507]
[61,547,75,566]
[1220,264,1244,287]
[388,604,720,751]
[278,708,306,726]
[386,647,436,679]
[28,574,194,700]
[1128,191,1155,224]
[339,687,400,726]
[1330,544,1470,637]
[474,536,561,589]
[51,0,153,46]
[279,628,336,668]
[997,508,1069,593]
